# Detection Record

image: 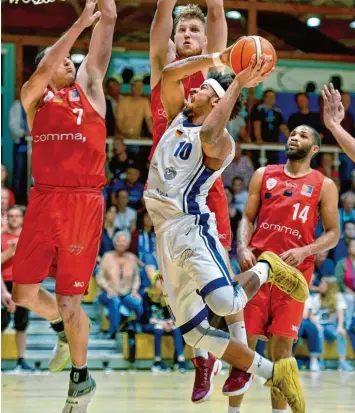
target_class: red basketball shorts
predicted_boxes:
[244,260,314,340]
[13,184,104,295]
[206,176,231,249]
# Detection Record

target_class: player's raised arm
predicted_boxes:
[237,167,265,271]
[206,0,227,53]
[161,52,224,122]
[21,0,101,112]
[322,83,355,161]
[77,0,117,94]
[150,0,177,88]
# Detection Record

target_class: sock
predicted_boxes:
[50,317,68,343]
[193,348,208,359]
[228,321,248,346]
[228,406,241,413]
[272,410,286,413]
[70,364,89,384]
[17,357,24,365]
[249,262,270,286]
[247,352,273,380]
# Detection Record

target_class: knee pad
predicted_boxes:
[1,310,10,332]
[14,308,29,332]
[204,284,247,317]
[182,319,230,359]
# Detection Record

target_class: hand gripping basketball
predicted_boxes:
[236,54,274,88]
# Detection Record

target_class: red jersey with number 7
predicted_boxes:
[249,164,324,266]
[31,83,107,188]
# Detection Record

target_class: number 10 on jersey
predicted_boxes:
[174,141,192,160]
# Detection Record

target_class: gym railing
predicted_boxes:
[25,136,343,195]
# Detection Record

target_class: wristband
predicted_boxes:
[212,52,223,67]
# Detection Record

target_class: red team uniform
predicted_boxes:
[13,83,106,295]
[245,164,325,339]
[149,58,232,248]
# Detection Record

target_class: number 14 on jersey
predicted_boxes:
[292,203,310,223]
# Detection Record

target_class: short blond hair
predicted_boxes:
[173,4,206,34]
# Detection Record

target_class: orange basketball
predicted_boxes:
[229,36,277,75]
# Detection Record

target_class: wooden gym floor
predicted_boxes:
[1,369,354,412]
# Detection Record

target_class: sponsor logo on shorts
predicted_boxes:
[178,248,194,268]
[33,133,87,143]
[155,188,169,198]
[266,178,277,190]
[68,244,84,255]
[259,222,302,240]
[73,281,84,288]
[218,233,227,240]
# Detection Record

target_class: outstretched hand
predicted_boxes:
[321,83,345,130]
[236,54,274,88]
[78,0,102,29]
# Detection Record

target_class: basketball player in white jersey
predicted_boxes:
[144,49,308,412]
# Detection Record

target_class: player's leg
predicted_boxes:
[270,335,295,412]
[56,191,104,412]
[13,303,33,372]
[228,334,259,413]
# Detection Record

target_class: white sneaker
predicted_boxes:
[310,358,320,372]
[48,339,71,373]
[62,375,96,413]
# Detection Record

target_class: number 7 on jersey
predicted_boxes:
[73,108,84,125]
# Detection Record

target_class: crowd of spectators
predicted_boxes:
[2,75,355,371]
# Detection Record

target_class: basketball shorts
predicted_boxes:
[13,184,104,296]
[244,259,314,340]
[206,176,231,250]
[155,213,233,332]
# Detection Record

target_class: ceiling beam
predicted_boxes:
[135,0,355,16]
[3,33,355,63]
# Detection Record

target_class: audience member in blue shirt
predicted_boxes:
[339,191,355,237]
[232,176,248,214]
[111,166,144,210]
[131,211,156,260]
[312,251,335,290]
[98,206,119,258]
[332,220,355,263]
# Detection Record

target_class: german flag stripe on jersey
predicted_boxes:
[175,129,183,137]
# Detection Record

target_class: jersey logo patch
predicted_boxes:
[175,129,183,137]
[53,95,63,104]
[69,89,80,102]
[266,178,277,190]
[301,184,313,197]
[44,91,54,103]
[164,167,177,180]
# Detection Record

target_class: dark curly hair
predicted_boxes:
[208,71,246,121]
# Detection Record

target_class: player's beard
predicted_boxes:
[183,105,193,120]
[285,143,313,161]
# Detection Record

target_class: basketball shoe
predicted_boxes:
[49,318,92,373]
[191,353,222,403]
[222,367,254,396]
[265,357,305,413]
[62,374,96,413]
[258,251,309,303]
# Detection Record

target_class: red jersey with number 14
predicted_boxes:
[31,83,106,188]
[250,164,324,266]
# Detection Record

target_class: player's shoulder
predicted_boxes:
[321,175,338,193]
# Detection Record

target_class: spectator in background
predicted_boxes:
[312,251,335,292]
[339,191,355,237]
[231,176,248,214]
[288,92,323,135]
[109,140,135,181]
[310,277,353,371]
[222,141,254,188]
[96,231,143,340]
[251,89,289,165]
[131,211,156,261]
[116,79,153,139]
[98,206,119,259]
[227,112,250,142]
[8,91,29,205]
[112,189,137,233]
[335,239,355,328]
[140,272,186,373]
[332,220,355,263]
[105,77,122,137]
[1,206,33,372]
[316,153,339,187]
[297,297,323,372]
[1,188,10,233]
[224,186,242,247]
[112,167,144,211]
[1,165,15,206]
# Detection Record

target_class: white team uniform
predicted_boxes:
[144,112,235,333]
